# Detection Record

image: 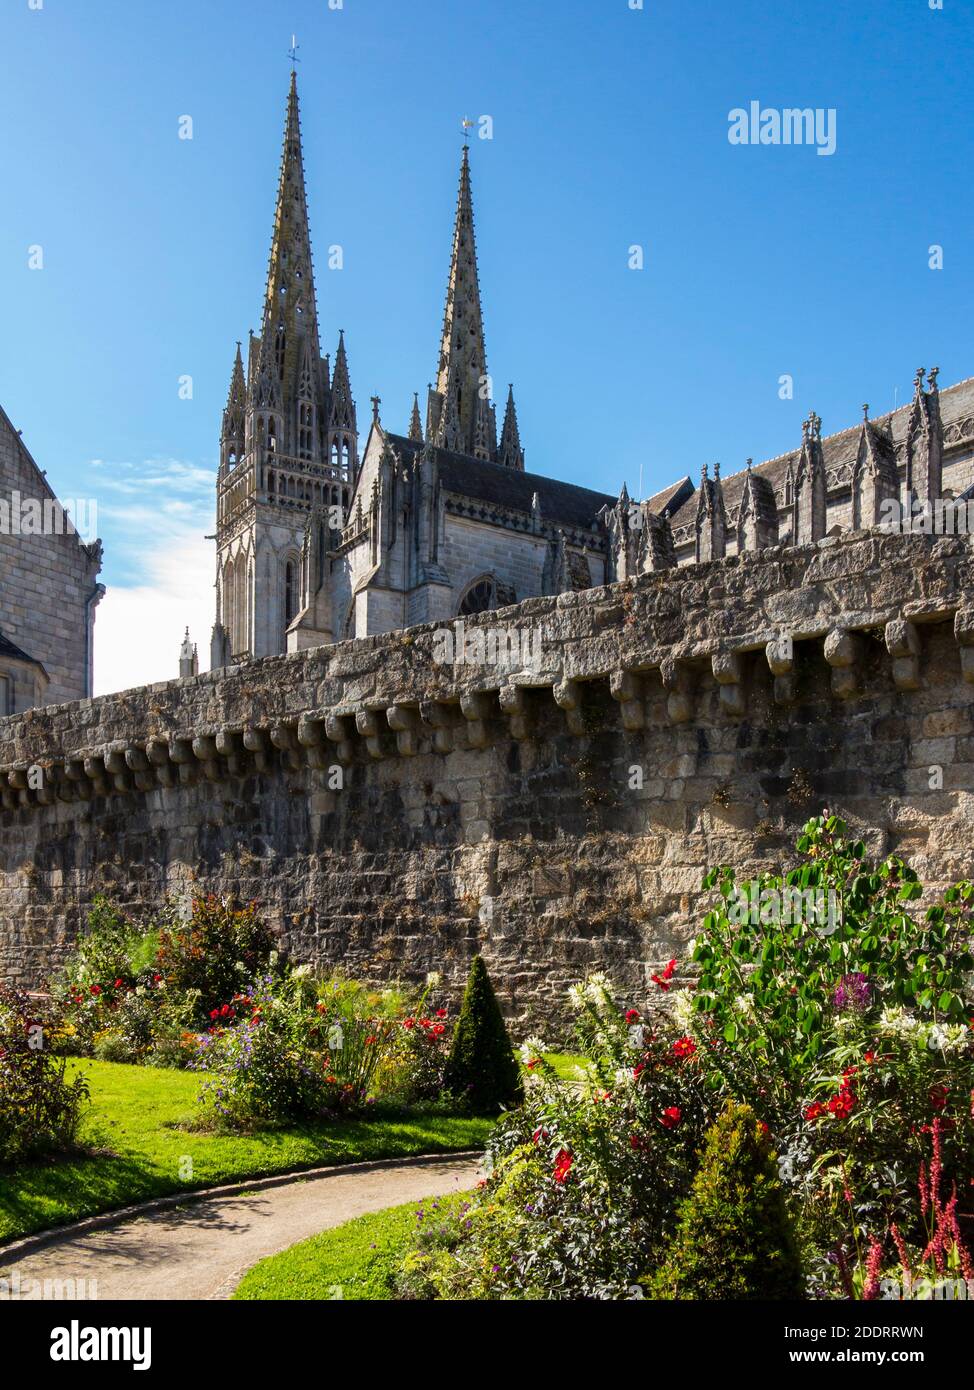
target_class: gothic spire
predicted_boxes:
[260,72,321,409]
[220,342,247,473]
[432,145,489,457]
[409,393,424,443]
[329,330,355,431]
[498,384,525,471]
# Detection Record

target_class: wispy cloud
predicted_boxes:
[91,457,216,695]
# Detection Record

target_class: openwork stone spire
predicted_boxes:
[429,146,491,457]
[498,384,524,471]
[260,72,322,413]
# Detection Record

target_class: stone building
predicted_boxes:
[211,75,974,666]
[0,402,103,713]
[209,75,616,664]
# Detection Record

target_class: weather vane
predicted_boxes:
[462,116,474,145]
[288,35,301,70]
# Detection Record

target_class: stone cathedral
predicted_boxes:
[210,73,974,673]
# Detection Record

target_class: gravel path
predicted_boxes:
[0,1154,482,1301]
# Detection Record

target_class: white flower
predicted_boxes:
[671,990,696,1033]
[292,963,312,980]
[425,971,442,987]
[878,1005,920,1038]
[519,1035,546,1063]
[567,983,586,1011]
[614,1067,636,1089]
[733,993,755,1016]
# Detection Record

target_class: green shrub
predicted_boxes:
[443,956,522,1114]
[155,895,277,1027]
[0,985,90,1165]
[648,1101,804,1300]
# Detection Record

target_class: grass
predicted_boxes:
[543,1051,590,1082]
[0,1060,492,1246]
[233,1191,472,1301]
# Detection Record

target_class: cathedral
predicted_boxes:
[209,73,974,671]
[209,73,617,666]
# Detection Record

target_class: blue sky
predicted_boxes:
[2,0,972,690]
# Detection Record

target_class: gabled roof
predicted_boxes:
[0,629,45,672]
[383,432,615,531]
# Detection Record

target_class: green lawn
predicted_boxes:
[543,1051,590,1082]
[233,1192,471,1301]
[0,1060,492,1246]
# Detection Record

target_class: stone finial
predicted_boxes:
[928,366,940,390]
[862,403,870,420]
[913,367,926,392]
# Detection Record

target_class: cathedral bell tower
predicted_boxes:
[211,72,358,666]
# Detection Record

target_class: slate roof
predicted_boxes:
[0,630,43,668]
[383,433,616,531]
[665,374,974,536]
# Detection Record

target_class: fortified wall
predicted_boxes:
[2,530,974,1026]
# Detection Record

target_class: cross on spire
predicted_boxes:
[461,116,474,145]
[288,34,301,69]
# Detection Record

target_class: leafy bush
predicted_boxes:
[155,895,277,1027]
[418,974,715,1299]
[443,956,521,1114]
[191,968,456,1129]
[0,985,89,1165]
[648,1101,805,1300]
[692,814,974,1124]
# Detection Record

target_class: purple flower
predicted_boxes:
[833,972,871,1012]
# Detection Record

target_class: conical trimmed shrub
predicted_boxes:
[443,955,522,1114]
[648,1101,805,1300]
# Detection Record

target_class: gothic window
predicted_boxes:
[0,675,10,717]
[459,575,495,616]
[267,419,278,454]
[284,559,298,628]
[268,470,276,496]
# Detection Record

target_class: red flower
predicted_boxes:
[651,959,677,992]
[432,1023,445,1036]
[532,1127,549,1146]
[929,1086,949,1112]
[633,1062,646,1080]
[625,1008,640,1024]
[864,1051,876,1064]
[435,1008,447,1019]
[552,1149,573,1183]
[660,1106,682,1129]
[315,1002,327,1014]
[672,1036,697,1060]
[113,978,124,989]
[402,1018,415,1030]
[419,1018,432,1030]
[365,1035,377,1045]
[209,1009,219,1021]
[525,1058,540,1069]
[90,985,101,996]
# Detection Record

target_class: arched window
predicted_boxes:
[284,559,298,628]
[459,575,495,616]
[222,558,234,641]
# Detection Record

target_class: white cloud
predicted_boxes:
[91,458,216,696]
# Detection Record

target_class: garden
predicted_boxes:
[3,813,974,1301]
